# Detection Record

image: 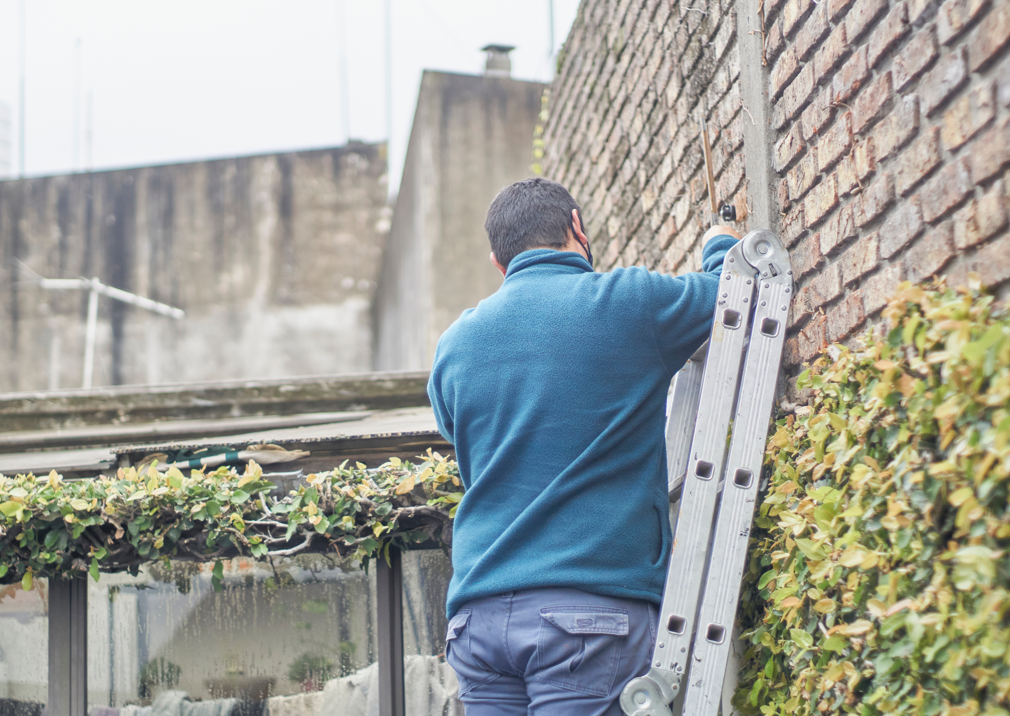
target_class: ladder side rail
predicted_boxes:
[665,347,706,497]
[620,240,758,716]
[682,234,793,715]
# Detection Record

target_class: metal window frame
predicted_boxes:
[48,578,88,716]
[47,557,408,716]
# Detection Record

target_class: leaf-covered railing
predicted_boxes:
[0,450,462,590]
[735,279,1010,716]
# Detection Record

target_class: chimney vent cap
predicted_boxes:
[482,45,515,77]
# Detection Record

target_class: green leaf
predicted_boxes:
[230,489,251,504]
[0,501,21,517]
[89,558,99,582]
[21,571,32,591]
[790,629,813,650]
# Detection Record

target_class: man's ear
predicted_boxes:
[490,251,507,277]
[571,209,589,247]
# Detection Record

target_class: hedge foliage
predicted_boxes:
[736,280,1010,716]
[0,450,462,590]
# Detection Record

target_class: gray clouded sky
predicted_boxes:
[0,0,580,194]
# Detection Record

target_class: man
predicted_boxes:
[427,178,740,715]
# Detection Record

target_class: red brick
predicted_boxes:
[855,172,895,226]
[941,80,996,150]
[805,174,840,226]
[820,203,857,254]
[832,47,869,105]
[967,3,1010,71]
[782,205,807,247]
[908,0,938,24]
[953,179,1008,249]
[815,23,850,83]
[836,155,861,196]
[826,290,866,341]
[921,47,968,115]
[829,0,858,21]
[869,3,911,68]
[969,116,1010,182]
[771,46,800,100]
[766,0,789,24]
[796,314,827,361]
[879,195,925,257]
[920,157,973,222]
[969,234,1010,289]
[787,150,821,201]
[793,233,825,279]
[783,0,815,36]
[873,94,920,160]
[937,0,988,44]
[817,113,853,170]
[894,28,939,91]
[780,63,817,125]
[841,232,880,284]
[800,90,835,140]
[778,177,791,211]
[863,263,905,313]
[906,221,956,282]
[854,136,876,179]
[808,262,843,306]
[847,0,890,42]
[851,72,894,134]
[896,126,942,195]
[998,53,1010,107]
[796,4,830,60]
[766,16,786,63]
[774,123,806,172]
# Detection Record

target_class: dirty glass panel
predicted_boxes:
[0,578,48,716]
[401,549,460,716]
[86,556,379,713]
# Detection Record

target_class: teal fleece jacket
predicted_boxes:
[428,236,737,618]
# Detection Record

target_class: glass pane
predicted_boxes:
[0,577,48,714]
[86,556,379,709]
[401,549,461,716]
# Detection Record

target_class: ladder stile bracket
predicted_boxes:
[622,230,793,716]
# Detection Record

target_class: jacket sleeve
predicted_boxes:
[427,350,455,445]
[648,234,738,375]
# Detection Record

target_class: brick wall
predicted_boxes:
[543,0,1010,372]
[770,0,1010,367]
[543,0,748,276]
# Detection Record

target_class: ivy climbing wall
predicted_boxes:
[542,0,1010,374]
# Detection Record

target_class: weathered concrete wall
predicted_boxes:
[543,0,1010,375]
[0,144,389,392]
[374,71,547,372]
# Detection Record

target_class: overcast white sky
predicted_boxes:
[0,0,580,194]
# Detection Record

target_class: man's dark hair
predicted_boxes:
[484,178,583,269]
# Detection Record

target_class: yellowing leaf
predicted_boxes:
[949,487,974,507]
[814,598,836,613]
[395,474,416,495]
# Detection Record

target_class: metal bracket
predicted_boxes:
[620,667,682,716]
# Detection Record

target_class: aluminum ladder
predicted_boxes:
[620,229,793,716]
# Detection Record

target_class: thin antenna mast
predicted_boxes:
[73,38,81,171]
[19,0,26,177]
[337,0,351,143]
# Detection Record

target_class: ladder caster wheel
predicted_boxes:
[620,675,674,716]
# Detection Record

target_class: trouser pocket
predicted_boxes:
[445,609,498,696]
[536,606,629,697]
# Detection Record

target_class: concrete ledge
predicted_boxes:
[0,371,431,433]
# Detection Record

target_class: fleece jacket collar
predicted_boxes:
[504,249,594,280]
